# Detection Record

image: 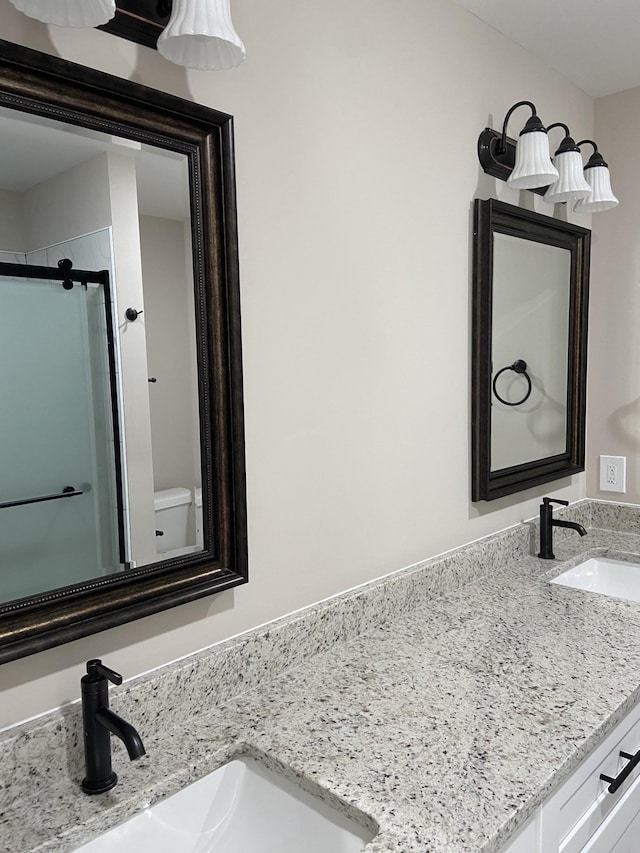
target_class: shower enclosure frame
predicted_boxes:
[0,259,128,572]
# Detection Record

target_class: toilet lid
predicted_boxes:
[154,487,192,510]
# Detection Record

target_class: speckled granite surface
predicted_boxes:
[4,499,640,853]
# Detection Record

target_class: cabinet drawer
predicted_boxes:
[580,771,640,852]
[548,704,640,853]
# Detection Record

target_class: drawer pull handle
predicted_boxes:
[600,749,640,794]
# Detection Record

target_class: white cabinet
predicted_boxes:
[499,814,537,852]
[500,700,640,853]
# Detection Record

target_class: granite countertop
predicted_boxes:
[6,508,640,853]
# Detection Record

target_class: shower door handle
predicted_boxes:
[0,485,83,510]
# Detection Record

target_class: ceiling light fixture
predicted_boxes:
[9,0,246,70]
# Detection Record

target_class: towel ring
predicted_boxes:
[492,359,532,406]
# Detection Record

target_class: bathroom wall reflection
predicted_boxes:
[491,233,571,470]
[0,106,203,605]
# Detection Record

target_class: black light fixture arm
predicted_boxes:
[498,100,538,153]
[546,123,582,157]
[576,139,599,155]
[547,121,570,137]
[576,139,608,169]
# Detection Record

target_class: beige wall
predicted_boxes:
[587,88,640,501]
[0,0,594,729]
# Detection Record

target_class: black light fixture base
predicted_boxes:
[477,128,548,197]
[97,0,172,50]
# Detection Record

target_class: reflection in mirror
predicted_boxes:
[472,199,590,501]
[491,234,570,469]
[0,263,120,602]
[0,109,203,605]
[0,39,247,663]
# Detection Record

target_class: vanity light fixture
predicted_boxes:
[543,123,592,204]
[478,104,617,213]
[478,100,558,191]
[157,0,245,70]
[506,102,559,189]
[9,0,115,27]
[573,140,619,213]
[8,0,246,70]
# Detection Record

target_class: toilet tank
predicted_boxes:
[154,488,192,554]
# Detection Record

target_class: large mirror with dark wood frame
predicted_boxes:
[0,39,247,663]
[472,198,590,501]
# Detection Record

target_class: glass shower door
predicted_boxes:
[0,266,122,604]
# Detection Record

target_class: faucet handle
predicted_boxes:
[542,497,569,508]
[86,659,123,685]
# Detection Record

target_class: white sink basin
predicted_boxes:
[73,757,374,853]
[551,557,640,603]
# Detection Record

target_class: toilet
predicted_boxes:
[153,487,192,555]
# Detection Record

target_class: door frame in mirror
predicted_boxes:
[0,40,247,662]
[471,198,591,502]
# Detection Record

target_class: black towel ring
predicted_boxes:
[492,359,532,406]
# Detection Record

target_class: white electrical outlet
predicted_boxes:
[599,455,627,493]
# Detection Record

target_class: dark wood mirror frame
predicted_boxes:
[472,198,591,502]
[0,39,247,663]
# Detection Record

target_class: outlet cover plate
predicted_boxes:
[600,455,627,493]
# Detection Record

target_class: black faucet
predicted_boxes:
[81,659,146,794]
[538,497,588,560]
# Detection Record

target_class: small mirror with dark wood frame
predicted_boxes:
[0,39,247,662]
[472,198,590,501]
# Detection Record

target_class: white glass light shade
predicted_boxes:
[574,166,619,213]
[544,150,592,204]
[9,0,115,27]
[507,131,559,190]
[157,0,246,71]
